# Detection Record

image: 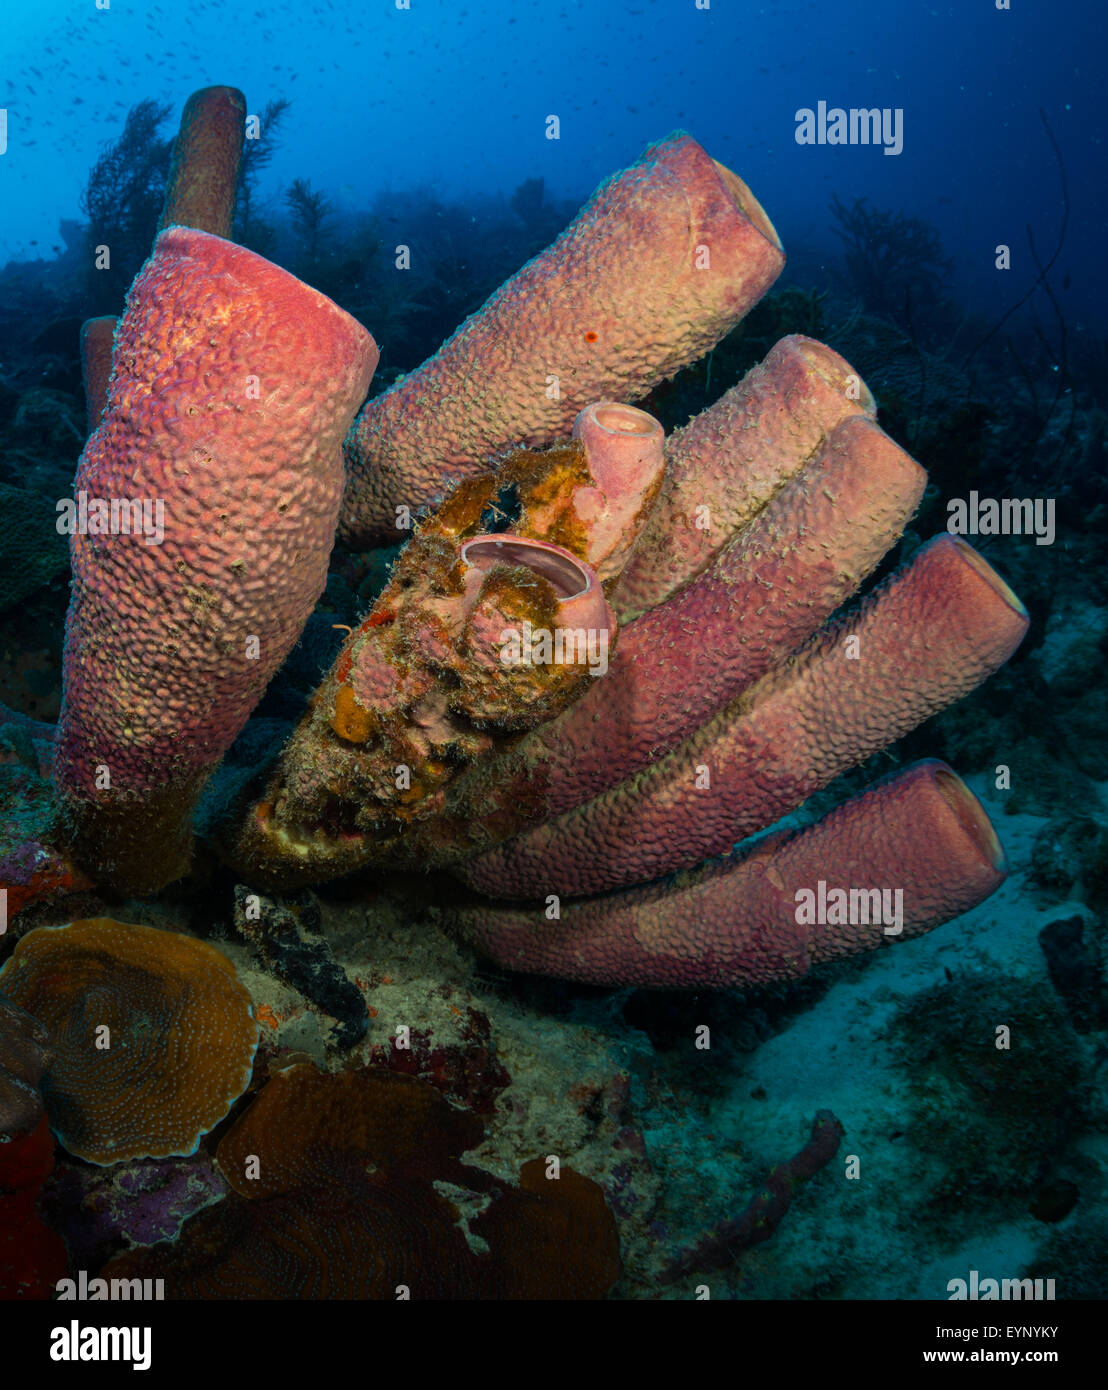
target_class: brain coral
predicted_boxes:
[0,919,258,1165]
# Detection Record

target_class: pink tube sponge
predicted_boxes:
[613,335,877,620]
[412,413,924,866]
[339,132,784,544]
[54,227,378,893]
[462,536,1028,900]
[78,316,117,436]
[449,760,1006,989]
[561,402,665,582]
[158,85,246,240]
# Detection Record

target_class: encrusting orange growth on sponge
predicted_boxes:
[330,685,374,744]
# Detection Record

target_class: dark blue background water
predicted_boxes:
[2,0,1102,330]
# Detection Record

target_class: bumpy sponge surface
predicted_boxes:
[54,228,377,888]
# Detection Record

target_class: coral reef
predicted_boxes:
[103,1062,621,1298]
[0,84,1068,1301]
[5,95,1031,1084]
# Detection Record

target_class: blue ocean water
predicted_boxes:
[2,1,1102,323]
[0,0,1104,1328]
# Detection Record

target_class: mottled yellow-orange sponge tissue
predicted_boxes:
[0,920,258,1166]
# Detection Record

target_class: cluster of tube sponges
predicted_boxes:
[46,93,1028,992]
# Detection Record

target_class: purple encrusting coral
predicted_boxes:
[41,1153,229,1271]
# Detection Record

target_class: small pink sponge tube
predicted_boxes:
[564,403,665,582]
[158,85,246,240]
[339,132,784,545]
[449,760,1007,989]
[79,316,117,436]
[55,227,378,892]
